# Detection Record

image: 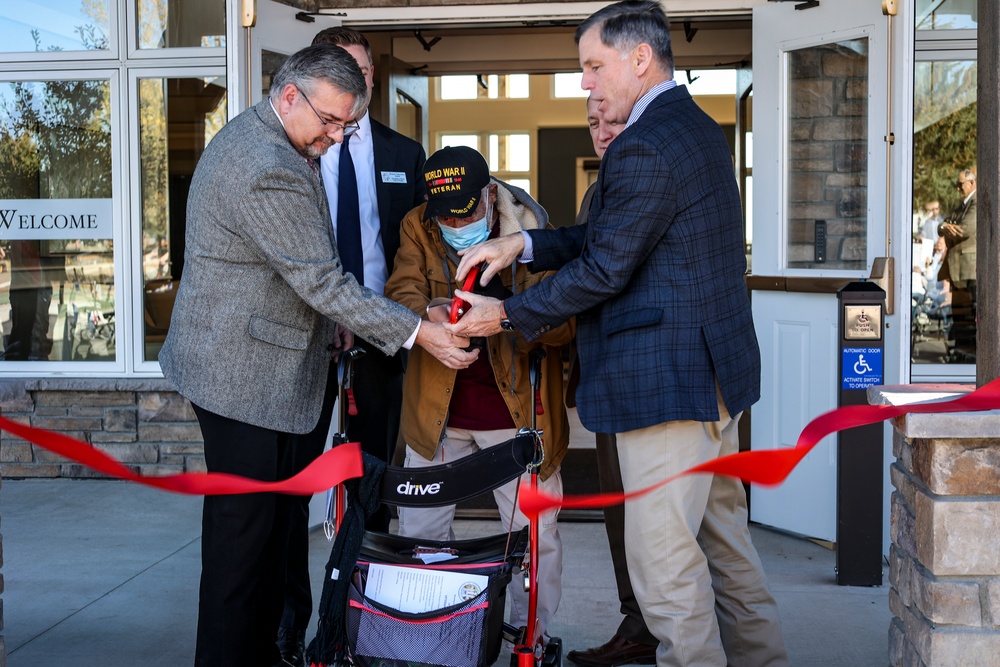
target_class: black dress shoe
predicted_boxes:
[276,627,306,667]
[566,633,657,667]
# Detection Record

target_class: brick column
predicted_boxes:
[876,384,1000,666]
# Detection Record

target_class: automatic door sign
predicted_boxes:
[842,347,883,389]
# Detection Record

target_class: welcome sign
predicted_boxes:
[0,199,113,240]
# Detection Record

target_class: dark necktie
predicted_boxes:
[337,134,364,286]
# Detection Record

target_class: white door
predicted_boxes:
[749,0,891,541]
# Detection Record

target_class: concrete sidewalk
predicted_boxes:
[0,479,890,666]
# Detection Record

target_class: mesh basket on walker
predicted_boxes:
[346,528,529,667]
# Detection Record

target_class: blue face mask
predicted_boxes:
[438,214,490,251]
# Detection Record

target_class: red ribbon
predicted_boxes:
[0,414,363,496]
[5,380,999,505]
[518,379,1000,519]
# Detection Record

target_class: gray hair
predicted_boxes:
[269,44,369,118]
[575,0,674,77]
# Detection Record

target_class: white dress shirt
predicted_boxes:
[321,112,389,296]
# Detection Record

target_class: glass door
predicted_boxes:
[909,20,977,379]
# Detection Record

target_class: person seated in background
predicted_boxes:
[911,264,927,302]
[917,199,942,242]
[384,145,573,648]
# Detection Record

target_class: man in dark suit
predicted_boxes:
[448,2,788,665]
[159,45,475,667]
[275,27,428,667]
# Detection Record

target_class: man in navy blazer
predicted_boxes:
[450,2,788,665]
[275,27,428,667]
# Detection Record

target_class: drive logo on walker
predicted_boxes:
[396,480,442,496]
[842,347,883,390]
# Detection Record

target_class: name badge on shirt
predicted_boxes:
[381,171,408,184]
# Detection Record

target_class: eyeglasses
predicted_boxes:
[299,90,360,137]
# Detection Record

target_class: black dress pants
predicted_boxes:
[278,362,339,635]
[342,341,404,532]
[192,403,321,667]
[280,341,403,634]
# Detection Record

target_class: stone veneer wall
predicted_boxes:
[0,380,204,479]
[880,384,1000,667]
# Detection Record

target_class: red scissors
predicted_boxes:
[449,263,483,324]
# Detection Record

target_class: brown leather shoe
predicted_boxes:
[566,633,657,667]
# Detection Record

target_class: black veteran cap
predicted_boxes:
[422,146,490,221]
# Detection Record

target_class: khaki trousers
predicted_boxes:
[398,427,563,639]
[616,393,789,667]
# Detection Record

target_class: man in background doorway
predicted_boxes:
[566,96,657,667]
[276,27,428,667]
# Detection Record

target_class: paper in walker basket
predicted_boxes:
[365,563,489,614]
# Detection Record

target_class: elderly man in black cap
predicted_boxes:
[384,146,573,648]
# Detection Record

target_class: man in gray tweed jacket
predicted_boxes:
[159,45,476,667]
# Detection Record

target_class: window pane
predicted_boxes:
[554,72,588,98]
[487,75,499,99]
[488,135,499,171]
[507,179,531,195]
[911,59,976,366]
[0,78,114,361]
[915,0,977,30]
[683,70,737,96]
[440,134,479,151]
[261,50,289,101]
[139,76,226,362]
[440,76,478,100]
[508,74,530,99]
[785,39,868,271]
[507,134,530,172]
[0,1,110,53]
[138,0,225,49]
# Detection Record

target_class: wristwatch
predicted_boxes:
[499,302,515,331]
